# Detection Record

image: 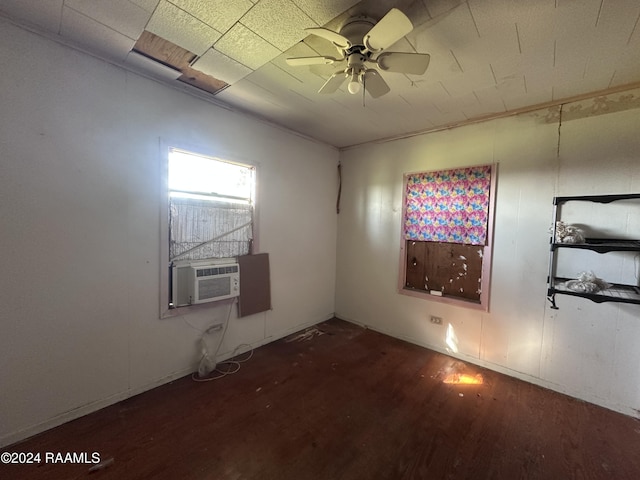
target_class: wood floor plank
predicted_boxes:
[2,318,640,479]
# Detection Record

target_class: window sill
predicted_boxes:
[399,287,488,312]
[160,298,236,319]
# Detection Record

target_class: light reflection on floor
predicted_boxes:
[442,373,484,385]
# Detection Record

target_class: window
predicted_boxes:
[168,147,255,261]
[161,146,256,313]
[399,164,496,310]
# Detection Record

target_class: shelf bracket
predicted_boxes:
[547,294,559,310]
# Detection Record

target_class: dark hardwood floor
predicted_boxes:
[2,318,640,479]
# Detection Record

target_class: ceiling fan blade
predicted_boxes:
[305,27,351,49]
[376,52,430,75]
[319,71,348,94]
[286,56,341,66]
[363,8,413,53]
[363,69,390,98]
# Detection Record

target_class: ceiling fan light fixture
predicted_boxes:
[347,71,361,94]
[290,8,428,99]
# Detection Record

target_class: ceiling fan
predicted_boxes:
[286,8,430,98]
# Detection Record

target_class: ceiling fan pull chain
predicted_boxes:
[362,73,366,107]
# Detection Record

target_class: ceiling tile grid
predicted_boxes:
[214,23,281,70]
[243,62,315,101]
[239,0,317,51]
[0,0,64,32]
[170,0,254,33]
[290,0,360,26]
[191,48,252,84]
[60,5,136,61]
[130,0,159,13]
[2,0,640,147]
[64,0,151,40]
[501,88,552,113]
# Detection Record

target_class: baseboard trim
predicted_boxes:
[1,312,335,449]
[336,315,640,420]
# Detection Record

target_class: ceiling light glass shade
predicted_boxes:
[347,72,361,94]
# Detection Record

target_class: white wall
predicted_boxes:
[336,91,640,417]
[0,21,338,447]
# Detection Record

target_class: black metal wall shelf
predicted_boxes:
[553,193,640,204]
[547,194,640,309]
[548,278,640,306]
[551,238,640,254]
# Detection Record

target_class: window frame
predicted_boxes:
[397,163,497,311]
[159,139,259,319]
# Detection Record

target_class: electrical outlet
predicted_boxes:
[430,315,443,325]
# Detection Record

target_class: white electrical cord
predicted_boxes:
[191,299,254,382]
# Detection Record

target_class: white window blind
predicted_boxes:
[169,197,252,261]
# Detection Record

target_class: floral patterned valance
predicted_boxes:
[404,165,491,245]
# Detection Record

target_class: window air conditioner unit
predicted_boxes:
[172,261,240,306]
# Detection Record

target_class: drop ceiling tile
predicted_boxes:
[240,0,317,51]
[551,75,614,101]
[290,0,359,26]
[554,0,600,41]
[515,15,554,57]
[435,90,479,113]
[521,63,555,96]
[216,79,289,115]
[215,23,281,70]
[458,92,496,118]
[602,47,640,88]
[427,107,469,126]
[61,5,135,61]
[146,0,221,56]
[245,63,302,91]
[492,50,556,87]
[130,0,159,13]
[248,62,326,99]
[424,0,468,19]
[65,0,151,39]
[473,85,509,112]
[0,0,63,33]
[494,74,525,97]
[593,0,640,47]
[171,0,253,33]
[501,89,552,112]
[404,79,452,104]
[443,65,495,98]
[420,1,479,51]
[469,0,555,34]
[191,48,252,84]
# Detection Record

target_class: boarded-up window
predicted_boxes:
[400,165,495,308]
[405,241,484,302]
